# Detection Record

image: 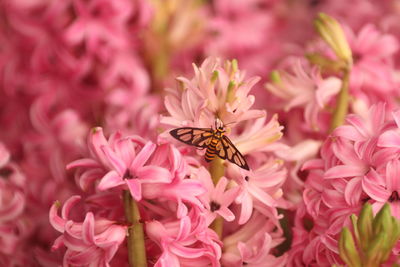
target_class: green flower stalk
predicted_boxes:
[338,203,400,267]
[310,13,353,131]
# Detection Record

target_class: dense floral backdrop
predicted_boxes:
[2,0,400,266]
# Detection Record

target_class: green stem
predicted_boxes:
[330,67,351,132]
[209,158,225,238]
[123,190,148,267]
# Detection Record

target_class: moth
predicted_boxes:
[169,119,250,170]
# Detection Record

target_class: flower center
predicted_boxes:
[389,191,400,202]
[210,201,221,212]
[0,167,13,179]
[245,176,249,181]
[123,169,134,179]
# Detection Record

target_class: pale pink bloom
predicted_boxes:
[230,159,286,224]
[222,211,285,266]
[194,167,240,225]
[161,57,265,129]
[266,59,342,130]
[146,215,222,267]
[50,196,127,267]
[233,115,284,155]
[275,139,322,202]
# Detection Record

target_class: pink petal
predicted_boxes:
[82,213,95,244]
[66,158,100,169]
[130,141,156,169]
[315,77,341,107]
[136,166,172,183]
[0,191,24,221]
[97,170,124,191]
[392,109,400,128]
[62,195,82,219]
[324,165,366,179]
[126,179,142,201]
[49,203,66,233]
[344,178,362,206]
[101,146,126,176]
[238,192,253,225]
[362,174,389,202]
[221,186,240,206]
[386,160,400,191]
[176,216,191,240]
[66,246,100,265]
[79,169,104,191]
[378,130,400,148]
[89,127,111,167]
[369,102,386,132]
[0,143,10,168]
[248,184,276,207]
[217,207,235,222]
[212,177,228,200]
[345,115,368,138]
[334,125,365,141]
[115,138,136,168]
[169,243,204,258]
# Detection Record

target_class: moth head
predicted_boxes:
[215,118,224,131]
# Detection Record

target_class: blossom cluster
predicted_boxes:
[1,0,400,266]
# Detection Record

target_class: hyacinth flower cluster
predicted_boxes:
[3,0,400,266]
[49,58,287,266]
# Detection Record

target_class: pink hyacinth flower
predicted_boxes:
[146,215,222,267]
[363,160,400,218]
[49,196,127,267]
[68,127,172,201]
[266,60,342,130]
[194,167,240,225]
[232,159,286,224]
[161,57,265,129]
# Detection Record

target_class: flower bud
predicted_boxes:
[314,13,352,65]
[339,227,361,267]
[357,203,373,251]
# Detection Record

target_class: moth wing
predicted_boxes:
[170,127,213,148]
[218,136,250,170]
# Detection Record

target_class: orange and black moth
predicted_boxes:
[169,119,250,170]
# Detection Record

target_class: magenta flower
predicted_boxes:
[50,196,127,267]
[68,127,172,200]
